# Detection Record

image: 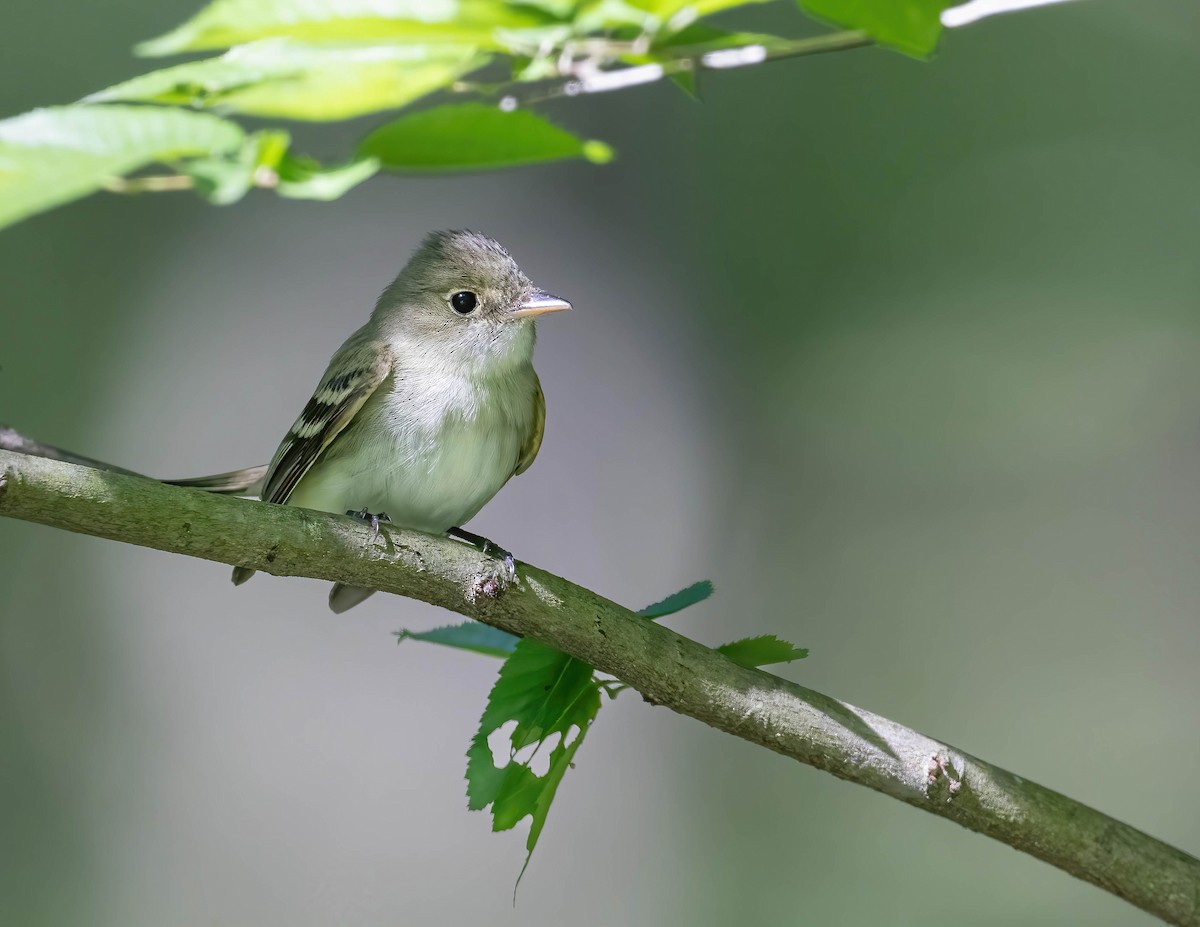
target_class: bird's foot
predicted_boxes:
[347,508,391,539]
[447,526,517,581]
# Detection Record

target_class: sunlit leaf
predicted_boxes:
[638,580,713,619]
[651,23,798,55]
[396,620,519,657]
[0,105,243,230]
[91,40,486,121]
[717,634,809,667]
[467,640,601,876]
[359,103,613,171]
[138,0,551,55]
[570,0,656,32]
[626,0,774,25]
[799,0,953,57]
[275,152,379,199]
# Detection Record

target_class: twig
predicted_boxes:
[102,174,194,194]
[0,425,143,476]
[455,30,874,108]
[0,445,1197,927]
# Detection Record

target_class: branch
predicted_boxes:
[0,424,144,475]
[1,446,1197,926]
[459,30,874,108]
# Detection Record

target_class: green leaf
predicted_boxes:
[666,68,699,100]
[396,620,519,658]
[0,105,243,231]
[359,103,613,172]
[798,0,953,57]
[569,0,657,32]
[275,152,379,199]
[638,580,713,619]
[466,640,601,873]
[717,634,809,668]
[138,0,550,55]
[651,23,798,55]
[182,128,290,204]
[91,40,486,122]
[626,0,774,25]
[180,129,376,204]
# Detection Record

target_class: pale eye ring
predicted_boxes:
[450,291,478,314]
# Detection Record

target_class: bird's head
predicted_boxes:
[375,229,571,373]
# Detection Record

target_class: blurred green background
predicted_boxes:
[2,0,1198,924]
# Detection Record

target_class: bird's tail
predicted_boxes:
[3,422,267,496]
[3,422,269,585]
[1,424,143,475]
[163,466,267,496]
[328,583,377,613]
[165,469,271,588]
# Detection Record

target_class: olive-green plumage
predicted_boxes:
[226,229,571,611]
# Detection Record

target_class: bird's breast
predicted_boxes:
[288,365,536,533]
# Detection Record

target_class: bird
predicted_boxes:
[177,230,571,612]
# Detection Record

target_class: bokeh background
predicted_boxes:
[3,0,1199,924]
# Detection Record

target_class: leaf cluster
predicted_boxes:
[0,0,958,230]
[397,580,807,880]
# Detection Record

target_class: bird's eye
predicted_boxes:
[450,291,478,314]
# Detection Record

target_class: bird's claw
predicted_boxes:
[480,540,517,581]
[347,508,391,539]
[447,527,518,582]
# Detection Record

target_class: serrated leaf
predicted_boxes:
[799,0,953,57]
[717,634,809,668]
[138,0,550,56]
[0,105,243,231]
[91,40,486,121]
[638,580,713,619]
[466,640,601,873]
[359,103,612,172]
[396,620,519,657]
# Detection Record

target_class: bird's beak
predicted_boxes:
[510,290,573,319]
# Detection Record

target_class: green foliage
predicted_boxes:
[630,0,774,23]
[359,104,612,172]
[466,639,600,879]
[0,0,1019,229]
[398,579,806,878]
[397,620,519,657]
[179,128,380,204]
[135,0,547,55]
[799,0,953,57]
[717,634,809,667]
[0,105,243,227]
[638,579,714,618]
[90,40,486,121]
[275,152,381,200]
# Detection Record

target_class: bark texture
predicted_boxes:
[1,448,1197,926]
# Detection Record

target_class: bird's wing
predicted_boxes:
[261,340,393,505]
[514,374,545,477]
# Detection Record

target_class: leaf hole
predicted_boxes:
[487,719,519,769]
[509,732,558,778]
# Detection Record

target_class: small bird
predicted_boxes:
[184,230,571,612]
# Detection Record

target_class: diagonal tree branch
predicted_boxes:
[0,445,1197,927]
